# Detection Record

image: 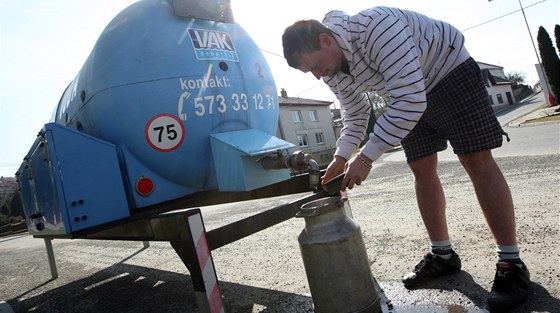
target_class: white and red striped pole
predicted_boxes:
[187,212,225,313]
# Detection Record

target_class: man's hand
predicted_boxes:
[341,153,372,191]
[321,155,347,190]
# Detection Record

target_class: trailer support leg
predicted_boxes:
[43,238,58,279]
[171,212,224,313]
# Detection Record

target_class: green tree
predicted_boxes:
[9,192,24,218]
[0,203,8,216]
[506,71,526,86]
[537,26,560,106]
[0,214,9,227]
[555,24,560,56]
[361,93,388,147]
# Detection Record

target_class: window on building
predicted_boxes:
[497,94,503,104]
[291,110,302,123]
[488,95,494,105]
[309,110,319,121]
[297,134,308,147]
[315,132,325,144]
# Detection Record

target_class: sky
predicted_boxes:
[0,0,558,178]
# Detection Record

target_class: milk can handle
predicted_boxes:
[296,197,345,218]
[295,208,320,218]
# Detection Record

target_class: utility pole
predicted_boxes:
[489,0,552,99]
[517,0,544,69]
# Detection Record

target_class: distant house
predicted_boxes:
[478,62,514,106]
[277,89,336,167]
[330,108,343,139]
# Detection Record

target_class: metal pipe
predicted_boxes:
[305,157,320,189]
[259,150,321,188]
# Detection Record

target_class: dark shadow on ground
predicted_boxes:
[7,258,313,313]
[400,270,560,313]
[10,262,558,313]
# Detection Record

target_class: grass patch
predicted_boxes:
[525,113,560,124]
[525,104,560,124]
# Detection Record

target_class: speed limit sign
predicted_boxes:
[145,114,185,152]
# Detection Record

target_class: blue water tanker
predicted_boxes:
[14,1,335,311]
[16,0,320,236]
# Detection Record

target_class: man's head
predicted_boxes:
[282,19,344,79]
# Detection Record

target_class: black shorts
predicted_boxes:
[401,57,504,163]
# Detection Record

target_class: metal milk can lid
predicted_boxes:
[296,196,344,218]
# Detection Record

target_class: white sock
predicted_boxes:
[497,244,522,266]
[431,239,453,260]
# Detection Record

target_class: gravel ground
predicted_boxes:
[0,153,558,313]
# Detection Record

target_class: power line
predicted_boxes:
[294,83,325,97]
[0,163,20,167]
[261,49,326,98]
[261,49,283,59]
[462,0,547,32]
[262,0,549,97]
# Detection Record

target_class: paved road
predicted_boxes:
[0,93,558,313]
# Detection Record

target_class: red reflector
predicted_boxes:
[136,176,154,196]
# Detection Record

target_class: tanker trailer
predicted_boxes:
[16,0,319,236]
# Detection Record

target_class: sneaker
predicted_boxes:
[487,261,531,311]
[402,251,461,288]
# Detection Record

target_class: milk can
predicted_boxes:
[296,196,380,313]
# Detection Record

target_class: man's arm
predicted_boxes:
[358,9,428,162]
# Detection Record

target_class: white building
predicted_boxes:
[277,89,336,167]
[478,62,514,106]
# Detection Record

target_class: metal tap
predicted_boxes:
[258,150,321,188]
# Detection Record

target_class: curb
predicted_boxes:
[508,108,560,127]
[509,119,560,128]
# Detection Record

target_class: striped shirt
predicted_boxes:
[322,7,470,162]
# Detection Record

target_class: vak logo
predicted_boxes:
[188,28,238,62]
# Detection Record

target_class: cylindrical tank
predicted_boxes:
[297,196,380,313]
[51,0,280,207]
